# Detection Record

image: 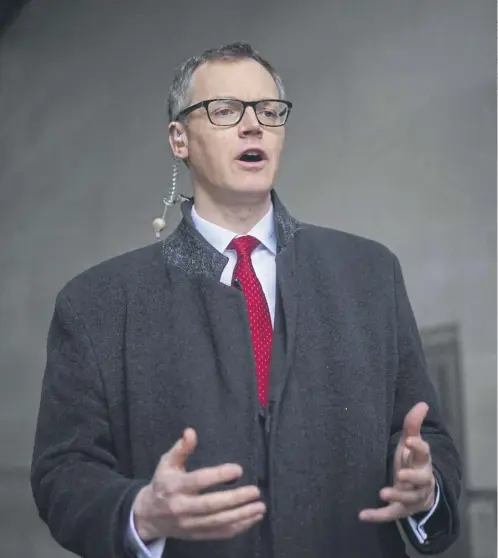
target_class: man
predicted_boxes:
[31,42,461,558]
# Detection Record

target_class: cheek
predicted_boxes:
[199,136,232,170]
[271,133,285,155]
[270,139,284,168]
[189,139,218,175]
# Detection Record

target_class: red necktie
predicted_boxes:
[230,236,273,406]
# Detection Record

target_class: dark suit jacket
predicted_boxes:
[31,192,461,558]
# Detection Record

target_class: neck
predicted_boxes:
[192,188,272,235]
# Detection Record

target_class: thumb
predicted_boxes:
[165,428,197,470]
[402,402,429,440]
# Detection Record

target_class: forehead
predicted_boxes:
[190,59,279,102]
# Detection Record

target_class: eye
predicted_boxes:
[213,107,236,116]
[256,101,283,121]
[262,109,278,118]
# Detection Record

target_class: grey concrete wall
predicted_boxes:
[0,0,495,556]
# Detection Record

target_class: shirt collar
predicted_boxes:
[191,204,277,255]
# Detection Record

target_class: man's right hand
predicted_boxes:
[132,428,266,543]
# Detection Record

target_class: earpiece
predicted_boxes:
[152,216,166,238]
[152,159,180,240]
[151,159,190,240]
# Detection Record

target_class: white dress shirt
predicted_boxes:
[191,204,277,325]
[126,204,439,556]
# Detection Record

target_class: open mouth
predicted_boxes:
[237,149,267,164]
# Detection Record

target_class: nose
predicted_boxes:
[238,106,262,137]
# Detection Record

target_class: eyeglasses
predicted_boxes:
[175,98,292,127]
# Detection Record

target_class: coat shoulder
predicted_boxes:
[56,242,163,309]
[297,222,397,268]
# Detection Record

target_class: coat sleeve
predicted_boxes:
[387,255,462,555]
[31,292,147,558]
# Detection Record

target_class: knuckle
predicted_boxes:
[156,478,174,497]
[212,514,226,528]
[151,479,168,498]
[154,466,175,486]
[205,496,222,513]
[176,515,190,530]
[213,469,226,485]
[226,493,240,508]
[187,470,203,489]
[167,495,185,516]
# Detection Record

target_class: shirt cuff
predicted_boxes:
[405,478,441,544]
[126,507,166,558]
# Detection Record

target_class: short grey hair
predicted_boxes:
[167,42,286,122]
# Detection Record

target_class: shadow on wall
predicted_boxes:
[0,0,31,38]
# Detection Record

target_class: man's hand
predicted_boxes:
[132,428,265,543]
[359,402,436,523]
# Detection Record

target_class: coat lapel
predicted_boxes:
[272,246,298,402]
[271,192,302,402]
[162,200,228,282]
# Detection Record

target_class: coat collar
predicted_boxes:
[191,203,277,256]
[162,190,300,281]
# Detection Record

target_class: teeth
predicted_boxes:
[239,150,264,162]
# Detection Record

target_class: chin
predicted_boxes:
[233,185,273,202]
[234,174,275,195]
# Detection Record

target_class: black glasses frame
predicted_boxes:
[175,98,293,127]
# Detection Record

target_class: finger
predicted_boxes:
[392,443,412,484]
[405,437,431,467]
[396,478,415,493]
[402,402,429,440]
[191,513,264,540]
[163,428,198,470]
[396,446,412,471]
[180,485,262,516]
[359,501,407,523]
[179,500,266,532]
[180,463,244,494]
[397,467,434,488]
[380,487,426,506]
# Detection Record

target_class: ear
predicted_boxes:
[168,122,189,160]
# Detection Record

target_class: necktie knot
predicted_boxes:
[229,235,260,259]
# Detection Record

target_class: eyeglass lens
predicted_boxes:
[207,100,288,126]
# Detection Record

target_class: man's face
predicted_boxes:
[171,59,286,202]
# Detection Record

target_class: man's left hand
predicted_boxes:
[359,402,436,523]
